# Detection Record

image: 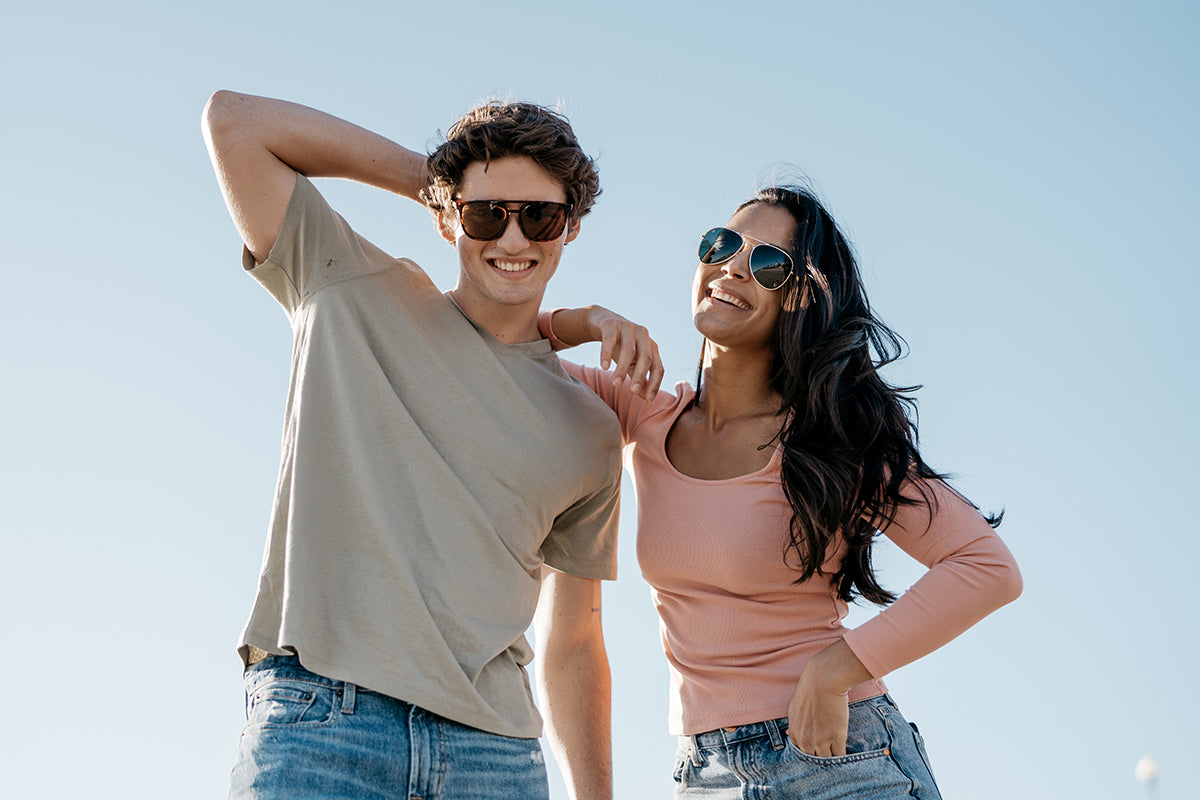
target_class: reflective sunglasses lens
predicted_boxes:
[749,246,792,290]
[699,227,742,264]
[519,202,569,241]
[458,202,508,240]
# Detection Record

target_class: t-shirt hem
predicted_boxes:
[542,557,618,581]
[239,638,544,739]
[673,679,889,736]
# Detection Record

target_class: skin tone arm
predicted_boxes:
[534,568,613,800]
[545,307,664,400]
[201,90,428,264]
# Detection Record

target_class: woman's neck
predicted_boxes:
[695,341,782,428]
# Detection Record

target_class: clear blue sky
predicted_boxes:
[3,1,1196,798]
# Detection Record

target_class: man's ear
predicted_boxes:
[564,217,583,244]
[436,210,459,244]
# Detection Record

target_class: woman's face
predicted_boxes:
[692,202,797,351]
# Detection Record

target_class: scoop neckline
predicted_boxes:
[659,384,784,485]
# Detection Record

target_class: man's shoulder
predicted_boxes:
[278,178,446,306]
[550,364,625,449]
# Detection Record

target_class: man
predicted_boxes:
[202,90,621,800]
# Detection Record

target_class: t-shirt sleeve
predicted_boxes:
[540,467,621,581]
[241,174,403,316]
[842,479,1023,678]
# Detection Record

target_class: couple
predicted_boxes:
[202,91,1021,800]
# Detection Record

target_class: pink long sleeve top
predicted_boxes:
[561,362,1022,736]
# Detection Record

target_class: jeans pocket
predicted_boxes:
[783,736,893,766]
[246,678,341,730]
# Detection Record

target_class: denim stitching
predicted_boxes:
[246,680,340,730]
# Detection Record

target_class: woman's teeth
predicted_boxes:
[710,289,749,309]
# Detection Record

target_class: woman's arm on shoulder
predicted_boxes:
[539,306,664,401]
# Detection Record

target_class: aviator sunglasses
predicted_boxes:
[698,227,794,290]
[453,200,574,242]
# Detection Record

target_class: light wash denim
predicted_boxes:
[673,694,942,800]
[229,655,550,800]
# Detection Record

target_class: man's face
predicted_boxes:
[440,155,580,331]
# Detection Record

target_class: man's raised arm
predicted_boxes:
[201,90,428,264]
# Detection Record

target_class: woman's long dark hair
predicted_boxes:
[703,185,1000,605]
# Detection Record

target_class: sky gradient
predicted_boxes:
[3,2,1197,798]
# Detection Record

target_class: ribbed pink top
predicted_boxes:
[562,362,1022,735]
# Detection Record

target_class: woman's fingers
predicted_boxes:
[600,320,662,400]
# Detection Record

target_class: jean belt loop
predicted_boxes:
[341,681,357,715]
[688,735,704,767]
[766,718,785,750]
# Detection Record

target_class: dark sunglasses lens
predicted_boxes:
[519,202,569,241]
[459,202,508,240]
[699,228,742,264]
[749,246,792,290]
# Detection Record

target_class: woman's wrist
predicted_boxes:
[538,308,571,350]
[539,307,604,349]
[581,305,610,342]
[805,639,872,695]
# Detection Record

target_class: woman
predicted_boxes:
[539,184,1022,798]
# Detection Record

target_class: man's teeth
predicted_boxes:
[710,289,750,309]
[493,260,533,272]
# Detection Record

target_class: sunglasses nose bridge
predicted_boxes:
[492,209,533,247]
[718,244,755,282]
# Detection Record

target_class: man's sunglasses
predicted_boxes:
[698,227,794,291]
[453,200,574,242]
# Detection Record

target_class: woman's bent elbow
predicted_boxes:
[998,561,1024,606]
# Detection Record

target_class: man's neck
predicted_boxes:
[447,289,542,344]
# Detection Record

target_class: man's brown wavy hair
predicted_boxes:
[421,101,600,225]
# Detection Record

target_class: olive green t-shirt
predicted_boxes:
[237,175,622,738]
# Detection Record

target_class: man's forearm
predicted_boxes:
[204,90,428,200]
[534,570,614,800]
[539,638,613,800]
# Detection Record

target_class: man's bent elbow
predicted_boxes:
[201,89,248,147]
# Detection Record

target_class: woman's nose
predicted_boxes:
[720,248,752,281]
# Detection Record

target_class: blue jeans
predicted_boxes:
[673,694,942,800]
[229,655,549,800]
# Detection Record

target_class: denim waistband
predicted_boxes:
[691,717,790,750]
[685,693,894,752]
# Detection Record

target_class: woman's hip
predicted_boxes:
[672,694,941,800]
